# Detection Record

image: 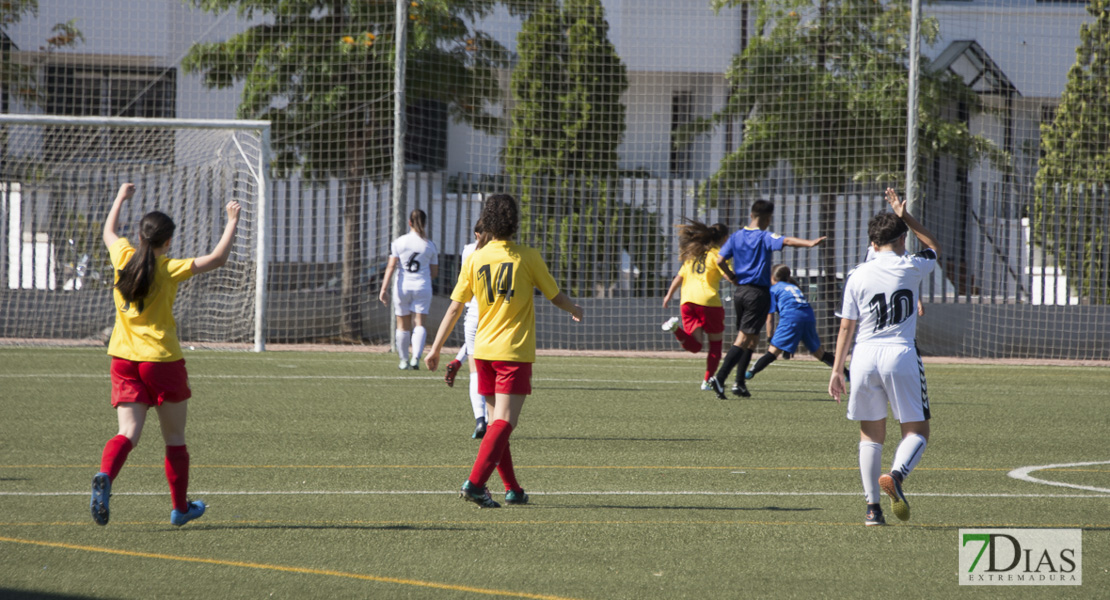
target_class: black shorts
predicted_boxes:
[733,284,771,335]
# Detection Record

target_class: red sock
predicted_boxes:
[674,328,702,353]
[467,420,512,487]
[496,442,522,492]
[99,435,133,481]
[164,445,190,513]
[706,340,723,381]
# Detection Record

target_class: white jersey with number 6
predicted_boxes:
[390,232,438,315]
[838,249,936,346]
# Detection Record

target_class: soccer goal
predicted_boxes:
[0,114,271,351]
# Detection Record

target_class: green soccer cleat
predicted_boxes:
[504,489,529,505]
[879,472,910,521]
[460,481,500,508]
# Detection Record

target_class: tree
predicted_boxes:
[1034,0,1110,304]
[697,0,1004,321]
[504,0,640,297]
[0,1,83,110]
[182,0,518,340]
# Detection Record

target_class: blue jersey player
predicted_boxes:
[706,200,825,399]
[744,264,846,382]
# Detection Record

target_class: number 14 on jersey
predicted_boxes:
[478,262,515,304]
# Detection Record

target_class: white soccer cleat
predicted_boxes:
[409,354,421,371]
[398,358,410,370]
[700,380,713,391]
[661,317,681,332]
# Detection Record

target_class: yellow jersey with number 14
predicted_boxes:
[450,239,560,363]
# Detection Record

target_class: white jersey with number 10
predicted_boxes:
[838,249,936,346]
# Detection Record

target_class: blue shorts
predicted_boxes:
[769,317,821,354]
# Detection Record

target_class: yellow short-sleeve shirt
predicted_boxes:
[107,237,195,362]
[450,240,560,363]
[678,247,726,308]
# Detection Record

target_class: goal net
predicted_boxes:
[4,0,1107,359]
[0,115,269,350]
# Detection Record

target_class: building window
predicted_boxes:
[405,98,447,171]
[43,65,176,163]
[670,91,693,178]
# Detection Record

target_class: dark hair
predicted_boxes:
[709,222,729,245]
[480,194,519,240]
[750,200,774,219]
[771,263,799,287]
[868,212,908,247]
[116,211,176,313]
[473,218,490,249]
[676,218,727,264]
[409,209,428,239]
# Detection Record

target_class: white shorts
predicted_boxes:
[463,304,478,355]
[393,281,432,316]
[846,344,930,423]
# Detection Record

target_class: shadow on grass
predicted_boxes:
[533,386,644,392]
[530,504,822,513]
[182,523,478,533]
[518,436,710,442]
[0,590,99,600]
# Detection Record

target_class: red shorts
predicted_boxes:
[475,359,533,396]
[681,303,725,335]
[110,358,192,407]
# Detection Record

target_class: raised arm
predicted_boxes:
[102,183,135,248]
[885,188,940,257]
[191,202,242,274]
[549,291,583,322]
[783,235,827,248]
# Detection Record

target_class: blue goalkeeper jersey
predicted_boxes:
[769,281,816,324]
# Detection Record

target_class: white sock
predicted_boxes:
[469,376,487,420]
[859,441,883,504]
[454,344,468,363]
[411,326,427,359]
[396,329,411,362]
[892,434,927,480]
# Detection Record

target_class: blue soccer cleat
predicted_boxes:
[170,500,207,526]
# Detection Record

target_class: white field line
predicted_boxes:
[0,373,728,385]
[1008,460,1110,494]
[2,490,1107,498]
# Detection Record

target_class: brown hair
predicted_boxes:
[770,264,799,287]
[480,194,519,240]
[115,211,176,313]
[676,219,728,264]
[473,218,489,249]
[409,208,428,239]
[868,212,908,247]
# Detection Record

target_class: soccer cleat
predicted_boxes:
[398,359,410,370]
[700,380,712,391]
[865,505,886,526]
[731,379,751,398]
[460,481,500,508]
[707,376,727,400]
[409,354,421,371]
[879,472,910,521]
[472,417,487,439]
[90,472,111,526]
[504,489,529,505]
[444,359,462,387]
[661,317,681,333]
[170,500,207,527]
[744,370,755,380]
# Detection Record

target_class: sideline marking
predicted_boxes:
[1008,460,1110,494]
[3,490,1107,498]
[0,535,582,600]
[0,463,1015,472]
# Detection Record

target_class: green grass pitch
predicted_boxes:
[1,347,1107,599]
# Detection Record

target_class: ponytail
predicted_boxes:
[409,209,428,239]
[116,211,175,313]
[771,264,799,287]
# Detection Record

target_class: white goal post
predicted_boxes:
[0,114,271,351]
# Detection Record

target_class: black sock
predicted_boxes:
[819,351,835,369]
[736,348,754,377]
[750,352,777,376]
[715,345,745,381]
